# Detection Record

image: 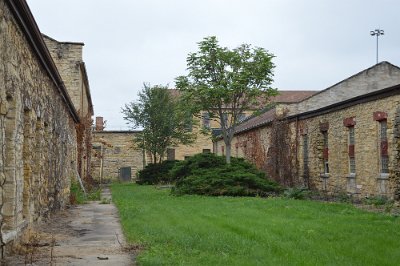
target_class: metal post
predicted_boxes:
[370,29,384,64]
[100,144,104,184]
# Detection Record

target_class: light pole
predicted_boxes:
[370,28,384,64]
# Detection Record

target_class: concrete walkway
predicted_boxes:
[5,187,135,265]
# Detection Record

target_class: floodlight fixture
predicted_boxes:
[370,28,384,64]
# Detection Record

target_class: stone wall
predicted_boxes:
[295,93,400,198]
[215,64,400,199]
[43,35,93,181]
[0,0,78,253]
[43,36,86,115]
[289,62,400,115]
[92,131,144,181]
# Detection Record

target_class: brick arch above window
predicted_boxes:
[373,111,388,121]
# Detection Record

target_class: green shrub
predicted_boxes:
[283,187,311,200]
[171,153,281,197]
[137,160,178,185]
[364,195,392,206]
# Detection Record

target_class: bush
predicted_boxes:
[171,153,281,197]
[283,187,311,200]
[364,195,392,206]
[137,160,178,185]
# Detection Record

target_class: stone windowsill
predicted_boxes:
[346,173,356,179]
[377,173,390,180]
[320,173,330,178]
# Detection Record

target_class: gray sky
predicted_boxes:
[27,0,400,130]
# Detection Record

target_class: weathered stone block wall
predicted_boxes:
[296,94,400,199]
[44,36,93,181]
[214,92,400,198]
[0,0,77,251]
[289,62,400,115]
[43,36,85,115]
[92,131,143,180]
[171,130,213,160]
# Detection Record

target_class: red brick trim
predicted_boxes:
[343,117,356,127]
[319,122,329,132]
[373,111,388,121]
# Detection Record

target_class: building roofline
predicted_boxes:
[5,0,80,123]
[80,62,94,115]
[42,33,85,46]
[218,82,400,140]
[286,83,400,121]
[295,61,400,103]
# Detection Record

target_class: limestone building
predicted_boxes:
[0,0,93,255]
[43,34,94,182]
[166,90,316,161]
[215,62,400,199]
[91,118,144,181]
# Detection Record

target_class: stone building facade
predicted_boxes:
[92,124,144,181]
[167,90,316,161]
[43,35,94,182]
[0,0,93,255]
[215,62,400,199]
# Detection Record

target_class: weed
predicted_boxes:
[283,187,310,200]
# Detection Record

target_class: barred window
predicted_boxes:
[222,113,228,127]
[167,148,175,161]
[349,126,355,145]
[202,112,210,129]
[303,135,309,175]
[348,126,356,174]
[323,131,329,174]
[380,120,387,141]
[380,120,389,173]
[349,157,356,174]
[381,156,389,174]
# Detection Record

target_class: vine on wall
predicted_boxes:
[75,112,93,187]
[238,118,297,187]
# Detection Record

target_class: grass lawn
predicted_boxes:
[112,183,400,265]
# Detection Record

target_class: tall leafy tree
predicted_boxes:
[122,84,195,164]
[176,36,276,163]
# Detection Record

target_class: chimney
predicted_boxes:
[95,116,105,131]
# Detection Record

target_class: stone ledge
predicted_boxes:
[377,173,390,180]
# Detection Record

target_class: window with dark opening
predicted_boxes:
[348,126,356,174]
[380,120,389,173]
[323,131,329,174]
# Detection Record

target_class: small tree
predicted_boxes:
[176,36,276,163]
[122,83,195,164]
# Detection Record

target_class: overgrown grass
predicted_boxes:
[70,182,101,204]
[112,184,400,265]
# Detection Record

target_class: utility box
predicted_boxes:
[119,167,132,182]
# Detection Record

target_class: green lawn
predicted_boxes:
[111,183,400,266]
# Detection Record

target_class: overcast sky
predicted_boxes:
[27,0,400,130]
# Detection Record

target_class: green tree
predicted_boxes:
[122,84,195,164]
[176,36,276,163]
